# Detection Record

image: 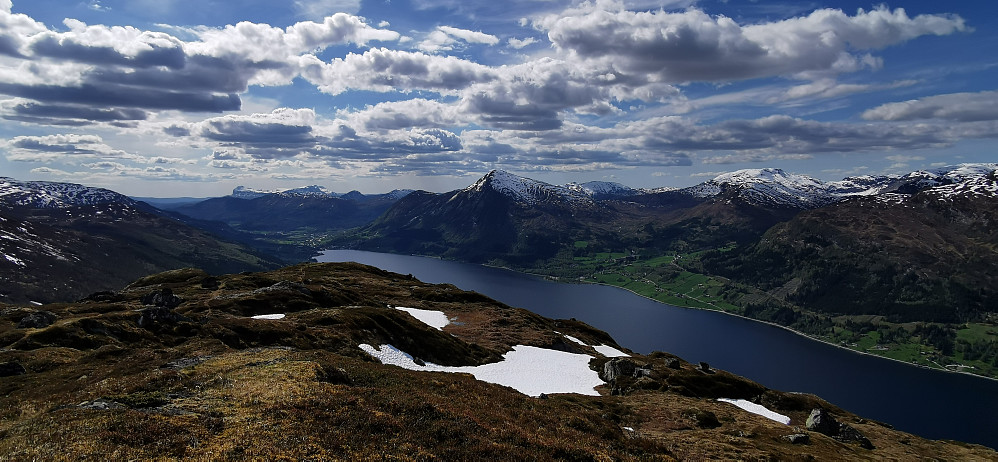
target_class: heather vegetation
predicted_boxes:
[2,264,992,459]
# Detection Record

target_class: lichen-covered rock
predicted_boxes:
[806,408,839,436]
[17,310,57,329]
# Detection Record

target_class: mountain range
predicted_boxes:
[0,178,281,305]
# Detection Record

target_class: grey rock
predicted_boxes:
[141,288,183,308]
[665,358,682,369]
[698,361,711,373]
[783,433,810,445]
[602,358,637,382]
[77,399,125,411]
[17,310,57,329]
[838,423,875,449]
[137,306,189,328]
[806,408,874,449]
[806,408,839,436]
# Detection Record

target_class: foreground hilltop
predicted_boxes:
[1,263,992,460]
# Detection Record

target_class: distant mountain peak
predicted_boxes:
[465,170,592,205]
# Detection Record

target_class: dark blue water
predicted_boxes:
[319,250,998,449]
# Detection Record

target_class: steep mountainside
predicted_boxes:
[350,170,615,263]
[0,263,991,459]
[348,169,831,263]
[0,178,280,304]
[703,166,998,322]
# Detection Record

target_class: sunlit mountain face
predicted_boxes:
[0,0,995,197]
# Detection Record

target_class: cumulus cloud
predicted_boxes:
[0,9,397,124]
[2,133,130,161]
[299,47,496,95]
[862,90,998,122]
[419,26,499,52]
[507,37,538,49]
[538,5,966,83]
[189,107,463,161]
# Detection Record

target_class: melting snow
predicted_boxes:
[557,332,630,357]
[360,344,604,397]
[593,345,630,358]
[717,398,790,425]
[251,314,286,320]
[394,306,449,330]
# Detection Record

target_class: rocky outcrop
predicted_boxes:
[141,288,183,308]
[137,306,190,328]
[806,408,874,449]
[602,358,637,382]
[16,310,57,329]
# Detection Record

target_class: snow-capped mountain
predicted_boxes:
[1,177,280,304]
[0,177,136,209]
[682,168,849,209]
[231,186,279,199]
[460,170,593,206]
[565,181,640,200]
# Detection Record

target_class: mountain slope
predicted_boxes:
[0,263,992,459]
[350,170,614,263]
[173,187,410,235]
[703,165,998,322]
[0,177,281,304]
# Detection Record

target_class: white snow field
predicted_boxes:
[717,398,790,424]
[360,343,604,397]
[393,307,449,330]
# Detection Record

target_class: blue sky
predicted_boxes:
[0,0,995,196]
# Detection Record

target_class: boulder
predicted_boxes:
[137,306,189,328]
[698,361,711,373]
[806,408,874,449]
[838,423,875,449]
[806,408,839,436]
[783,433,810,445]
[0,361,26,377]
[665,358,682,369]
[17,310,57,329]
[602,358,637,382]
[141,288,183,308]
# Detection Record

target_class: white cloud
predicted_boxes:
[538,5,966,83]
[299,47,496,95]
[419,25,499,52]
[862,91,998,122]
[507,37,538,49]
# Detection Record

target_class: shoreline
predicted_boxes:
[321,248,998,383]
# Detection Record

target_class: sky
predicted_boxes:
[0,0,996,197]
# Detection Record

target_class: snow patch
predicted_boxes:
[717,398,790,425]
[360,344,604,397]
[251,313,286,320]
[593,345,630,358]
[394,307,449,330]
[556,332,586,345]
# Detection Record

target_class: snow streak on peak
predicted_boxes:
[565,181,639,200]
[685,168,839,208]
[0,177,133,209]
[466,170,592,205]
